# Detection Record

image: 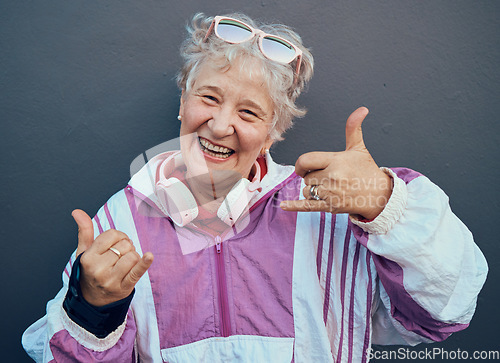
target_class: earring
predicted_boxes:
[177,115,182,121]
[260,148,269,155]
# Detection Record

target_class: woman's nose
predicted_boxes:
[208,110,235,138]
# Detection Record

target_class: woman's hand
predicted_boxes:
[280,107,392,220]
[72,209,154,307]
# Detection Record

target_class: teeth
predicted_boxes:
[204,149,231,158]
[200,138,232,153]
[199,138,234,158]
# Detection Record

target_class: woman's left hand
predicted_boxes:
[280,107,393,220]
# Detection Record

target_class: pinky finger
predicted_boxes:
[121,252,154,291]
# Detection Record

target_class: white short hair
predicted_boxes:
[176,13,314,141]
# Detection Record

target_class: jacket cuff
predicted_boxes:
[59,303,129,352]
[62,253,134,339]
[350,167,408,235]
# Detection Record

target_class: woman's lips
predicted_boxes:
[198,137,235,160]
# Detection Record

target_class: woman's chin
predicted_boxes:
[211,168,242,185]
[181,141,246,194]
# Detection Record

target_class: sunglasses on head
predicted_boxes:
[204,16,303,78]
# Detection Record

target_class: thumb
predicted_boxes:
[345,106,369,150]
[72,209,94,256]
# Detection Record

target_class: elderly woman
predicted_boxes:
[23,13,487,362]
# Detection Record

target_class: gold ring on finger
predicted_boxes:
[109,247,122,258]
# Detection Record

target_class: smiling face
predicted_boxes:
[179,58,274,190]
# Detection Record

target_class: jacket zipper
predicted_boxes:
[215,235,231,337]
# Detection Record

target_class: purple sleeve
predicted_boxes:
[48,315,137,362]
[350,167,487,343]
[371,250,468,341]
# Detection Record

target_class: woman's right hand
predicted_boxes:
[72,209,154,307]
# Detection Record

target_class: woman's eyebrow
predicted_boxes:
[196,85,223,94]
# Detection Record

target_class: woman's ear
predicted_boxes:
[178,90,185,120]
[264,136,274,150]
[261,136,274,155]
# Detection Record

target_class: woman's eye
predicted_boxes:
[241,109,258,118]
[203,95,218,103]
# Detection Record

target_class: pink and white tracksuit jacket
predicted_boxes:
[22,151,488,362]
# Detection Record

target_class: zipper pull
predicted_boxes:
[215,235,222,254]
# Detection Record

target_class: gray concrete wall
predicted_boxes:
[2,1,498,361]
